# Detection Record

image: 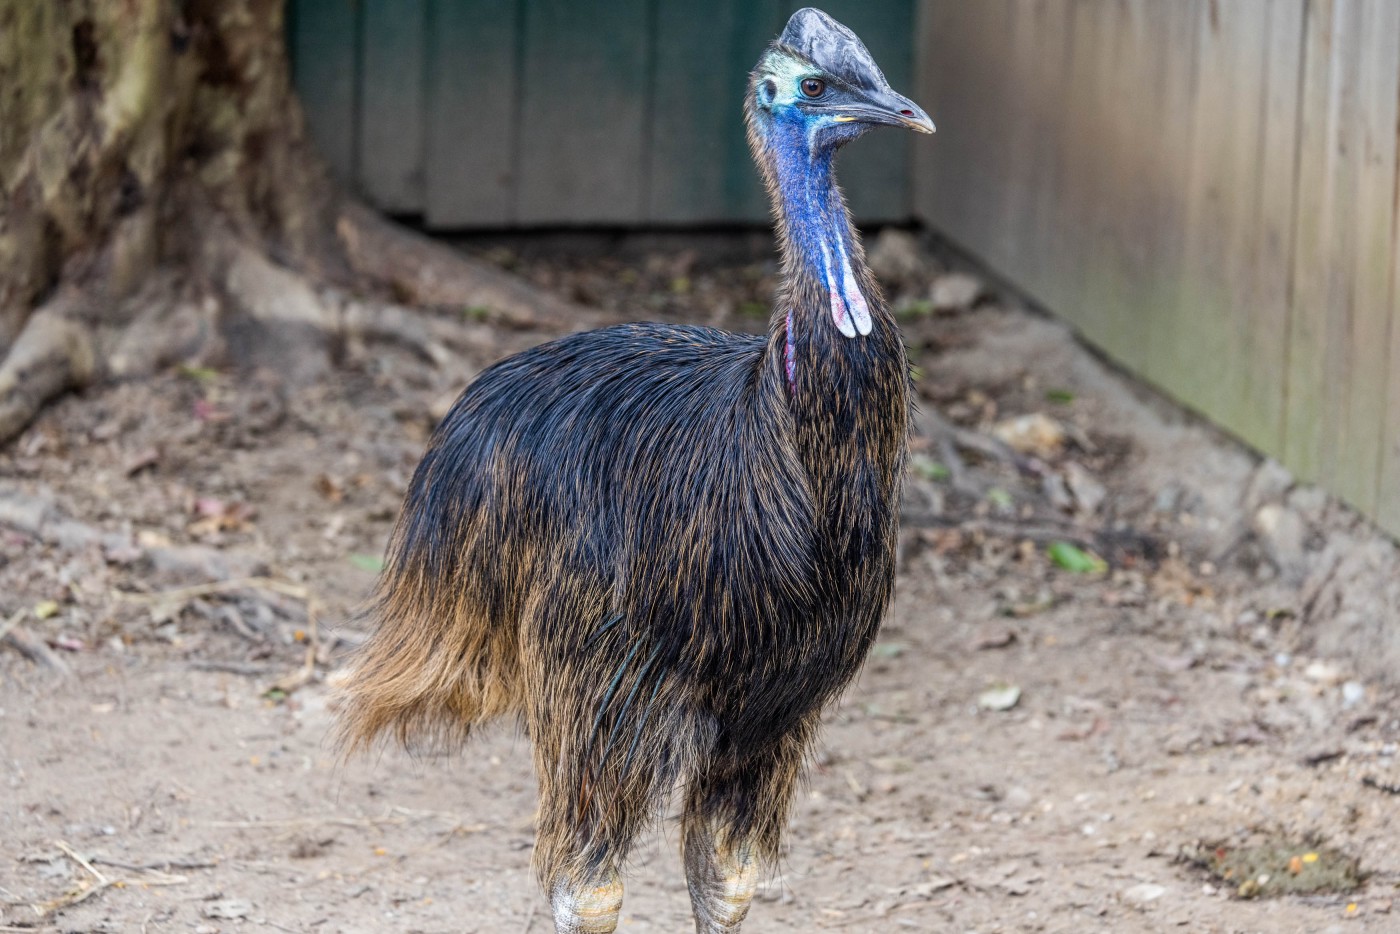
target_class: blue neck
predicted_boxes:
[767,117,856,282]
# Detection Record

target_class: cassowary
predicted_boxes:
[337,9,934,932]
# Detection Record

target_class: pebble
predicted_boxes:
[992,413,1066,457]
[1342,681,1366,708]
[1122,882,1167,904]
[929,271,984,310]
[867,229,927,288]
[1063,462,1107,514]
[1305,660,1346,685]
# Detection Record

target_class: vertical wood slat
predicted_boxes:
[1152,0,1303,454]
[647,1,778,224]
[916,0,1400,536]
[357,0,427,213]
[1285,0,1400,514]
[290,0,917,226]
[425,0,521,227]
[515,0,654,224]
[290,0,359,184]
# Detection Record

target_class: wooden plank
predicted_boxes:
[424,0,521,227]
[914,1,1021,260]
[516,0,653,225]
[1336,0,1399,515]
[1152,0,1303,454]
[1285,0,1399,516]
[646,0,778,224]
[289,0,359,184]
[1382,181,1400,533]
[357,0,427,213]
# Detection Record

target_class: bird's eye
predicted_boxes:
[801,78,825,98]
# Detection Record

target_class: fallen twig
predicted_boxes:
[32,840,115,917]
[204,815,407,830]
[189,660,277,676]
[115,575,312,605]
[1,618,73,677]
[93,856,217,873]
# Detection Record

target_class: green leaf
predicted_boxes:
[895,299,935,320]
[462,305,492,322]
[177,364,220,383]
[1045,388,1076,405]
[986,487,1014,510]
[870,642,906,659]
[1047,541,1107,574]
[910,455,950,482]
[348,553,385,573]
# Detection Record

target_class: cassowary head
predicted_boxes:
[749,7,934,155]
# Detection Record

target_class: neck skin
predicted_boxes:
[749,110,897,400]
[749,106,909,530]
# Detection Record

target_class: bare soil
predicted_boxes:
[2,233,1398,933]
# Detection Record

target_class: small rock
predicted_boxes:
[1154,484,1185,514]
[929,271,984,311]
[978,683,1022,712]
[1304,660,1346,685]
[972,624,1017,650]
[1063,462,1107,515]
[1042,472,1073,511]
[992,413,1066,457]
[867,229,927,289]
[1242,458,1294,511]
[1253,503,1308,582]
[203,899,252,920]
[869,756,914,774]
[1342,681,1366,708]
[1122,882,1167,905]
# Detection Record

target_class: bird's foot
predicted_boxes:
[688,836,758,932]
[550,873,623,934]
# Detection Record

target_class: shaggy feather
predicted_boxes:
[337,8,924,927]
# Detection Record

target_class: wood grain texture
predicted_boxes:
[917,0,1400,537]
[289,0,359,184]
[646,0,777,224]
[515,0,653,224]
[357,0,427,213]
[1285,0,1400,516]
[1153,0,1302,454]
[425,0,522,227]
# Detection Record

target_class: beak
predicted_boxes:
[833,86,935,134]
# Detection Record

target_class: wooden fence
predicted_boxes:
[287,0,916,226]
[916,0,1400,535]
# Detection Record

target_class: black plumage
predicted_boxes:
[338,9,933,932]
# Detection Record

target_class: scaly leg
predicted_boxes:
[684,819,760,932]
[549,869,624,934]
[683,716,818,933]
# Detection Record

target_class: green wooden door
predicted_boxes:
[287,0,916,227]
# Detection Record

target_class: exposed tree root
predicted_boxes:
[336,202,616,332]
[0,291,98,443]
[0,219,603,444]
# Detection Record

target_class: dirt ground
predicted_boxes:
[2,231,1399,934]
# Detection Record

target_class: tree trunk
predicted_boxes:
[0,0,592,443]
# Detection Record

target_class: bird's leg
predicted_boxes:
[550,868,624,934]
[684,819,759,933]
